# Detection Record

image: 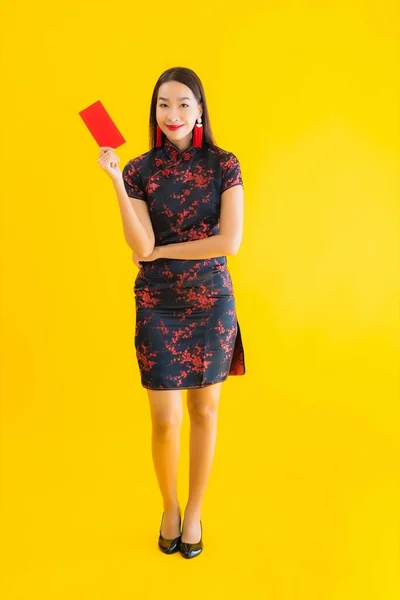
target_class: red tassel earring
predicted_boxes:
[193,117,203,147]
[156,125,163,147]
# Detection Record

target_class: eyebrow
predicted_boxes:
[158,97,191,101]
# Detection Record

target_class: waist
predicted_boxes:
[136,256,228,284]
[141,256,226,272]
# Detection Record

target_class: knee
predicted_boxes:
[188,396,219,426]
[152,415,182,439]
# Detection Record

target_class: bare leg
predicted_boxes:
[147,389,183,538]
[182,382,222,543]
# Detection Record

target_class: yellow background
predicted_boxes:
[1,0,399,598]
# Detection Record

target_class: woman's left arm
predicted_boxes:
[157,234,234,260]
[139,185,244,261]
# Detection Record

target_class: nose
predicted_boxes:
[166,112,180,123]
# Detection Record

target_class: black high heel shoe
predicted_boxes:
[158,511,181,554]
[179,519,203,559]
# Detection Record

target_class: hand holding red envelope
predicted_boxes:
[79,100,126,180]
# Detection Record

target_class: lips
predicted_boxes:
[167,125,184,130]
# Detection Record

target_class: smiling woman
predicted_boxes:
[112,66,246,556]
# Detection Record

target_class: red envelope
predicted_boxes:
[79,100,126,148]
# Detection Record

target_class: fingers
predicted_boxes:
[98,147,120,163]
[97,149,121,169]
[99,152,120,163]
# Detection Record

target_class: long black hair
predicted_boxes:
[148,67,216,150]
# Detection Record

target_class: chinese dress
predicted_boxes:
[122,136,246,390]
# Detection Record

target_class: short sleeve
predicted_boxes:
[220,152,243,193]
[122,160,147,201]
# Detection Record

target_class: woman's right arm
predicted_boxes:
[98,147,155,258]
[111,175,155,257]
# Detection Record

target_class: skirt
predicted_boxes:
[133,257,245,390]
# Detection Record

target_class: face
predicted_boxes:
[156,80,203,149]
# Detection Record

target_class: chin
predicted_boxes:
[168,129,186,135]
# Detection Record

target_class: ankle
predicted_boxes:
[184,507,202,520]
[163,503,180,513]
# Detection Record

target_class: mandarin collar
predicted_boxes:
[161,137,198,162]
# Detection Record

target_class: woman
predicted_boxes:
[98,67,245,559]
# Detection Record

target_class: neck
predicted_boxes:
[166,132,193,152]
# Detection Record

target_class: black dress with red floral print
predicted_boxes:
[122,137,245,390]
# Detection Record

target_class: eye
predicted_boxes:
[158,103,190,108]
